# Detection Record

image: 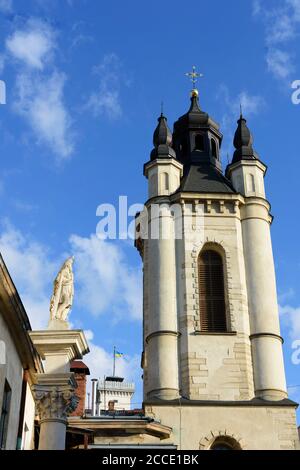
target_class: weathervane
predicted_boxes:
[185,65,203,91]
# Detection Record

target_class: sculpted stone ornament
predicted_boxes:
[48,256,74,330]
[33,384,79,423]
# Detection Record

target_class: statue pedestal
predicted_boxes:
[30,329,89,450]
[30,330,89,373]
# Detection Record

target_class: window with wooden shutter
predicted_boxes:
[198,250,227,332]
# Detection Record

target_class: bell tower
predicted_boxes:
[136,76,299,450]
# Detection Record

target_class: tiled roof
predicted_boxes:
[179,163,235,194]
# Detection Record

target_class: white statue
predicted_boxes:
[48,257,74,329]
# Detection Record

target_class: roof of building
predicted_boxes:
[105,376,124,382]
[149,91,237,195]
[231,113,260,164]
[70,360,90,374]
[179,163,235,194]
[68,416,172,439]
[150,113,175,160]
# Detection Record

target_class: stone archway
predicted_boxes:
[199,430,246,450]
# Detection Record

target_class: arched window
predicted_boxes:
[161,172,169,191]
[211,139,218,159]
[149,174,157,198]
[198,250,227,332]
[194,134,204,151]
[246,173,255,193]
[210,436,242,450]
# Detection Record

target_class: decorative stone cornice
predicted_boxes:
[29,330,89,360]
[145,330,181,344]
[144,157,183,178]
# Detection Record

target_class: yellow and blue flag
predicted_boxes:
[115,350,124,358]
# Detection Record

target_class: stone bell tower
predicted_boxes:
[136,79,299,450]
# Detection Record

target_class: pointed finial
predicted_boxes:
[240,103,243,118]
[185,65,203,96]
[161,100,164,116]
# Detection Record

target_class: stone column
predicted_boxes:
[30,330,89,449]
[146,204,179,400]
[32,374,78,450]
[241,200,287,401]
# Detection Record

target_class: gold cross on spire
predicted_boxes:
[185,65,203,90]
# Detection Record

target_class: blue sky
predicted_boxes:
[0,0,299,418]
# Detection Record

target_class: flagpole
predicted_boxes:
[113,345,116,377]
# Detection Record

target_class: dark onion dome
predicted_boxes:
[172,90,235,194]
[232,114,260,163]
[150,113,176,160]
[172,89,223,170]
[174,89,215,130]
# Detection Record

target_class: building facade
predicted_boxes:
[136,88,299,450]
[96,377,135,412]
[0,255,42,450]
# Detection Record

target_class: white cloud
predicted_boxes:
[217,86,265,161]
[5,18,74,161]
[236,91,266,116]
[0,221,142,328]
[0,55,5,74]
[252,0,262,16]
[14,71,74,160]
[288,0,300,20]
[0,221,57,329]
[83,329,141,406]
[86,53,122,119]
[84,334,140,382]
[13,199,38,213]
[0,222,143,402]
[253,0,300,81]
[87,90,121,120]
[266,13,295,45]
[279,304,300,339]
[6,19,56,70]
[266,48,294,79]
[278,288,295,303]
[218,85,265,118]
[0,0,12,13]
[70,233,142,321]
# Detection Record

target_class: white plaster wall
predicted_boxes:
[22,382,36,450]
[0,312,23,450]
[98,389,134,410]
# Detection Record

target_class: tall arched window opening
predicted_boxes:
[194,134,205,151]
[211,139,218,158]
[198,250,227,332]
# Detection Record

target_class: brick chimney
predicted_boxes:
[70,360,90,417]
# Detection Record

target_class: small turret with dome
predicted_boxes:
[150,112,176,160]
[232,110,260,164]
[226,109,267,198]
[172,68,223,170]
